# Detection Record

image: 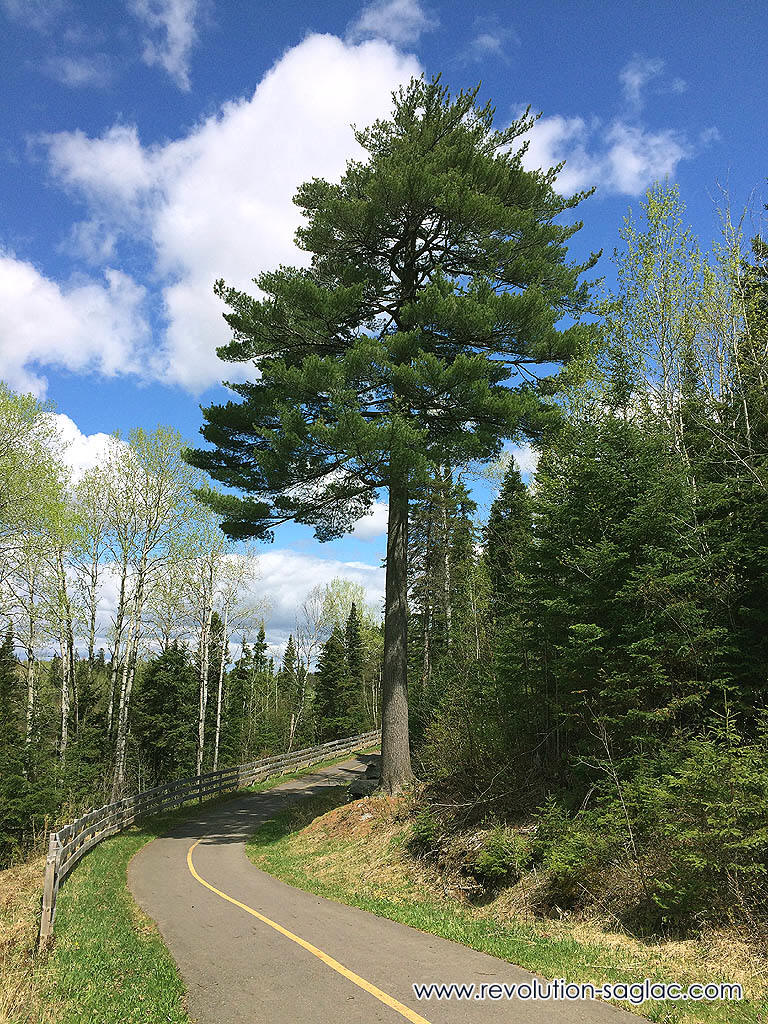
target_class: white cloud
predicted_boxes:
[518,57,695,197]
[522,114,598,194]
[45,124,155,203]
[44,55,113,88]
[469,32,505,58]
[465,16,518,62]
[347,0,437,45]
[602,121,689,194]
[38,33,419,392]
[352,500,388,540]
[510,442,539,476]
[619,54,664,110]
[0,0,64,31]
[129,0,200,90]
[619,55,688,112]
[522,113,690,196]
[51,413,114,481]
[0,250,149,396]
[250,549,384,648]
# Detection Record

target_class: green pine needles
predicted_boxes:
[186,76,597,790]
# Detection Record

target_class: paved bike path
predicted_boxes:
[128,756,642,1024]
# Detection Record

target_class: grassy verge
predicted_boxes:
[246,790,768,1024]
[0,749,372,1024]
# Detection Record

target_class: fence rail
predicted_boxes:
[38,730,380,949]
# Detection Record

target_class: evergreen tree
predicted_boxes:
[253,624,268,671]
[314,626,348,741]
[201,611,227,769]
[280,634,298,704]
[342,603,365,734]
[0,627,29,866]
[61,655,111,804]
[484,459,532,611]
[186,77,597,791]
[131,643,197,785]
[220,641,249,764]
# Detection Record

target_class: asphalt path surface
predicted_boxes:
[128,755,643,1024]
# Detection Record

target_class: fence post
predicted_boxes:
[36,730,379,948]
[39,832,60,951]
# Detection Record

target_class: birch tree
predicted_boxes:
[71,466,111,680]
[111,427,201,797]
[211,552,260,770]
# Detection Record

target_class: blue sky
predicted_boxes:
[1,0,765,641]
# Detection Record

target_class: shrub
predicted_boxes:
[472,826,533,888]
[408,807,440,853]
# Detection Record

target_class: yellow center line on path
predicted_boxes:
[186,837,433,1024]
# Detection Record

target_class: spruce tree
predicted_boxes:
[253,624,269,672]
[484,459,532,611]
[343,603,365,734]
[280,634,298,699]
[314,626,348,741]
[0,627,28,866]
[185,77,596,791]
[131,643,197,784]
[221,641,250,763]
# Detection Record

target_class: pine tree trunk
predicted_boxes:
[380,461,414,793]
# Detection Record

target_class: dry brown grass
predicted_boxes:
[0,856,59,1024]
[265,793,768,1013]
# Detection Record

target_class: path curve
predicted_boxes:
[129,755,641,1024]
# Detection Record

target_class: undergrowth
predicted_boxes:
[247,789,768,1024]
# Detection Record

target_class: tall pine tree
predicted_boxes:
[185,77,597,791]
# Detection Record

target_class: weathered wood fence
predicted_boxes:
[39,730,380,948]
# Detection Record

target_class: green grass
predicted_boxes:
[41,809,190,1024]
[33,751,372,1024]
[246,790,767,1024]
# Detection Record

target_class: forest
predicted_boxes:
[1,75,767,946]
[0,412,381,867]
[406,183,768,935]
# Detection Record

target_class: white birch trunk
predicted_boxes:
[212,603,228,772]
[196,599,213,775]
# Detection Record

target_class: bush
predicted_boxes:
[525,730,768,932]
[408,807,440,853]
[472,826,533,888]
[637,732,768,929]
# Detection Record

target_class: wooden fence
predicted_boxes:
[39,730,380,948]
